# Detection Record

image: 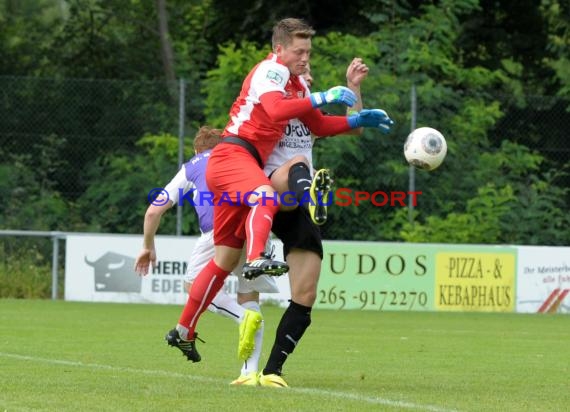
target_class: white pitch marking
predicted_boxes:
[0,352,459,412]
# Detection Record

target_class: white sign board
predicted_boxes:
[516,246,570,313]
[65,233,291,305]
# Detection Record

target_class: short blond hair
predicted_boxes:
[271,18,315,51]
[193,126,222,153]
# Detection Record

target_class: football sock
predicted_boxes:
[263,300,312,376]
[208,286,245,324]
[288,162,312,204]
[245,203,279,261]
[241,301,263,375]
[176,259,229,339]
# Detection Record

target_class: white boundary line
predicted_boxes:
[1,352,458,412]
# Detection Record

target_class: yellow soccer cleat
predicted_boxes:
[308,169,332,226]
[230,371,259,386]
[258,373,289,388]
[238,309,263,360]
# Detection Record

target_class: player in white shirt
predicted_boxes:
[258,58,370,388]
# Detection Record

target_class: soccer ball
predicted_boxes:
[404,127,447,171]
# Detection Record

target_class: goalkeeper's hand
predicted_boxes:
[347,109,394,134]
[310,86,357,108]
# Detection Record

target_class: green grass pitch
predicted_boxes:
[1,299,568,411]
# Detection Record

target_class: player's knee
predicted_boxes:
[237,291,259,305]
[302,290,317,307]
[289,155,310,166]
[291,283,318,306]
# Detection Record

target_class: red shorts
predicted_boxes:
[206,143,272,248]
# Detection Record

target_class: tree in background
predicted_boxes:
[202,0,569,244]
[76,133,198,234]
[0,0,568,245]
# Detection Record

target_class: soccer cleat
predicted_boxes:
[230,371,259,386]
[238,309,263,360]
[308,169,332,226]
[165,328,202,363]
[258,372,289,388]
[242,253,289,280]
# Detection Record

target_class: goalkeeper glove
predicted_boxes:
[347,109,394,134]
[310,86,357,108]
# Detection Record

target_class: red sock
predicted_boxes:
[245,202,279,261]
[178,259,229,335]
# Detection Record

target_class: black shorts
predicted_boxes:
[271,207,323,260]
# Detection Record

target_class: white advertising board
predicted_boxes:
[65,235,569,314]
[516,246,570,313]
[65,233,291,306]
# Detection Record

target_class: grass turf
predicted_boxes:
[0,299,568,411]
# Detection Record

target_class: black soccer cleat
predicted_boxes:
[165,328,202,363]
[242,253,289,280]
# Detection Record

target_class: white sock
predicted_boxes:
[208,290,245,324]
[240,301,263,375]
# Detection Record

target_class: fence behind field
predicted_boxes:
[1,76,568,241]
[1,230,568,315]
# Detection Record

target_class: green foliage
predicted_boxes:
[0,0,66,75]
[203,41,269,127]
[171,0,217,76]
[44,0,163,79]
[540,0,570,97]
[311,5,508,241]
[500,167,570,245]
[199,6,569,245]
[0,135,74,231]
[399,184,515,243]
[1,0,568,247]
[395,141,570,245]
[76,133,198,235]
[0,240,53,298]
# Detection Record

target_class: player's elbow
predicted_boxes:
[145,204,170,219]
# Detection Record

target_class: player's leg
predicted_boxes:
[183,231,245,322]
[269,155,310,212]
[231,241,281,385]
[185,278,247,323]
[259,208,323,387]
[241,184,289,279]
[178,244,241,334]
[234,249,263,363]
[260,249,320,387]
[207,146,288,280]
[229,291,262,386]
[270,155,332,225]
[166,195,245,361]
[166,245,241,362]
[286,249,321,307]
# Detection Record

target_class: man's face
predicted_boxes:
[276,36,311,76]
[302,65,313,88]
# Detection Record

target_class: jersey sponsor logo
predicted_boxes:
[278,139,312,149]
[284,121,311,138]
[266,70,284,85]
